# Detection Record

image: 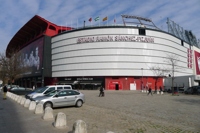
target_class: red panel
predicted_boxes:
[105,77,163,91]
[44,77,58,86]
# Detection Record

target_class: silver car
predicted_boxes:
[31,89,85,108]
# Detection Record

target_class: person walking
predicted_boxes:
[3,85,8,100]
[147,86,153,96]
[159,86,163,93]
[99,86,104,97]
[32,85,35,90]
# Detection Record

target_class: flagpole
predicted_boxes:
[115,15,116,26]
[107,17,108,26]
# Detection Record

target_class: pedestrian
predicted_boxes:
[99,86,104,97]
[159,86,162,93]
[147,86,153,96]
[3,85,8,100]
[32,85,35,90]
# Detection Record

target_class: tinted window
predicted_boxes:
[64,86,71,89]
[57,87,63,90]
[45,90,59,97]
[35,87,48,93]
[44,87,56,94]
[57,90,68,97]
[66,90,75,96]
[74,91,80,95]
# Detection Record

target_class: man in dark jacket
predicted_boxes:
[3,85,8,99]
[147,86,153,96]
[99,86,105,97]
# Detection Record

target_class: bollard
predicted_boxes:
[17,96,23,103]
[29,101,36,111]
[15,95,19,101]
[35,103,44,114]
[42,107,54,120]
[54,112,67,129]
[20,98,26,105]
[73,120,87,133]
[24,99,31,108]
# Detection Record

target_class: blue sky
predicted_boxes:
[0,0,200,52]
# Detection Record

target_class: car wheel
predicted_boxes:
[76,100,83,107]
[44,102,53,109]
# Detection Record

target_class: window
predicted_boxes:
[58,91,67,97]
[64,86,71,89]
[57,87,63,90]
[44,87,55,94]
[139,29,146,35]
[66,90,77,96]
[181,40,184,46]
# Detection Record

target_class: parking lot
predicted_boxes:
[1,90,200,133]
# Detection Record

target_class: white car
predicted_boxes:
[25,85,72,99]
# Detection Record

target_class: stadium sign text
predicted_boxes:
[77,35,154,44]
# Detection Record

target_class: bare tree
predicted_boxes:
[149,54,180,94]
[0,49,29,85]
[149,65,170,91]
[0,52,8,84]
[164,54,180,94]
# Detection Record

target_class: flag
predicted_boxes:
[89,18,92,22]
[103,16,108,21]
[95,17,99,21]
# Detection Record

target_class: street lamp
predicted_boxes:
[41,67,44,87]
[141,68,143,90]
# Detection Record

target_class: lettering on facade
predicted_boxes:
[77,35,154,44]
[77,78,93,81]
[64,78,71,80]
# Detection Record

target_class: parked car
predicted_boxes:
[31,89,85,109]
[25,85,72,99]
[9,86,33,95]
[197,88,200,95]
[185,86,200,95]
[163,87,185,93]
[6,85,19,91]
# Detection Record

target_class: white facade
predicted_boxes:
[52,26,193,80]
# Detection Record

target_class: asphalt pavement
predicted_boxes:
[0,90,200,133]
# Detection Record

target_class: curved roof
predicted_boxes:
[6,15,72,57]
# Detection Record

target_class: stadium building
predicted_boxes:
[6,15,200,90]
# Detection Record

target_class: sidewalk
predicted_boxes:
[0,92,68,133]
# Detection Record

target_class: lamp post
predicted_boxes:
[141,68,143,90]
[41,67,44,87]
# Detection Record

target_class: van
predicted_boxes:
[25,85,72,99]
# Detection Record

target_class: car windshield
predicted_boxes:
[34,87,48,93]
[44,90,59,97]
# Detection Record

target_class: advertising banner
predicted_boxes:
[194,50,200,75]
[19,37,44,76]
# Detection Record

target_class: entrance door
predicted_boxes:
[115,84,119,90]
